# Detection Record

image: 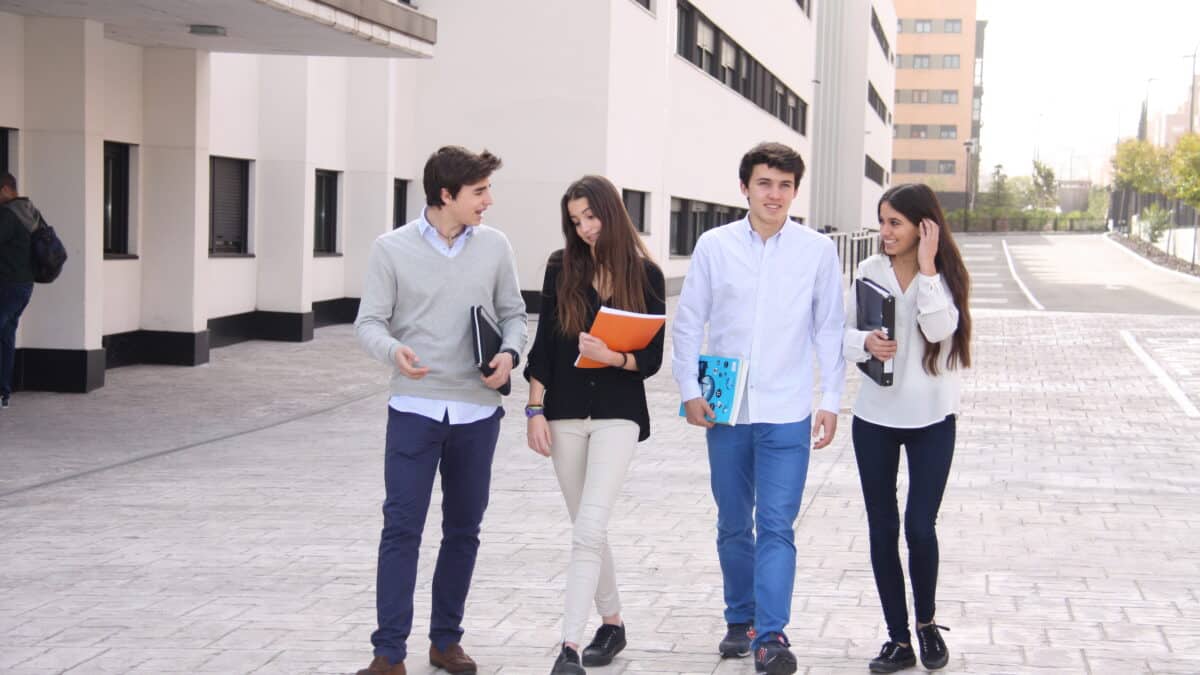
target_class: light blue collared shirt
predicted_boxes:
[672,217,846,424]
[388,208,498,425]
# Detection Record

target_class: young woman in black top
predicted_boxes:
[524,175,665,675]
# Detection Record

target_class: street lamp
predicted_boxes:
[963,139,976,229]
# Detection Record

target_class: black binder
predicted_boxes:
[470,305,511,396]
[855,278,896,386]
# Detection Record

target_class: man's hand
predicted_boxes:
[683,397,716,429]
[812,409,838,449]
[394,345,430,379]
[864,329,897,361]
[482,351,514,390]
[527,415,552,457]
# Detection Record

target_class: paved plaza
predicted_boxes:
[2,233,1199,674]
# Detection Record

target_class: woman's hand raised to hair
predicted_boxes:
[918,218,940,276]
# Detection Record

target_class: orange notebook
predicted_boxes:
[574,306,667,368]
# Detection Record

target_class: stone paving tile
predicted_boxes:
[3,301,1200,673]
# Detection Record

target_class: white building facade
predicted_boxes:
[810,0,897,234]
[2,0,891,393]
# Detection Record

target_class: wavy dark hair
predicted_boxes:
[555,175,659,336]
[878,183,972,374]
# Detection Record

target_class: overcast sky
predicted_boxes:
[976,0,1200,182]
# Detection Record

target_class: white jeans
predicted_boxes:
[549,417,639,645]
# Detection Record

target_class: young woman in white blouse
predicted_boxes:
[844,183,972,674]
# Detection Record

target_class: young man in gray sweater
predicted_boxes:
[354,146,528,675]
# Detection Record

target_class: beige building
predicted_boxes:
[891,0,985,211]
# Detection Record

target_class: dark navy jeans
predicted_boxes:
[0,282,33,399]
[852,415,956,644]
[371,406,502,663]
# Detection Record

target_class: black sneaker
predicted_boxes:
[753,634,796,675]
[0,395,8,409]
[869,641,916,673]
[718,622,754,658]
[581,623,626,666]
[916,624,950,670]
[550,644,585,675]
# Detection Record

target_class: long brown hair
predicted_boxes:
[555,175,658,336]
[878,183,972,374]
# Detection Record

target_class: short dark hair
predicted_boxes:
[0,173,16,192]
[423,146,503,207]
[738,142,805,186]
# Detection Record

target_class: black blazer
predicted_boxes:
[523,250,666,441]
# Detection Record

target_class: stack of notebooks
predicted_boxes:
[855,278,896,386]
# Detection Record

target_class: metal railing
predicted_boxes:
[829,230,879,278]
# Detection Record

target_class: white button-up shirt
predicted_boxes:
[388,209,498,425]
[672,218,846,424]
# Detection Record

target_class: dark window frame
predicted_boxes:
[314,169,340,255]
[939,125,958,139]
[622,188,649,234]
[913,54,931,69]
[103,141,132,256]
[870,7,892,59]
[943,54,961,69]
[209,156,251,256]
[938,160,957,175]
[915,19,933,33]
[393,178,409,229]
[944,18,962,33]
[867,82,889,123]
[865,155,886,186]
[669,195,748,257]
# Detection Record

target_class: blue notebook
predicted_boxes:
[678,354,748,426]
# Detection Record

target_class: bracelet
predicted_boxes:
[619,352,630,369]
[524,404,545,418]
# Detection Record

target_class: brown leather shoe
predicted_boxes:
[429,643,477,674]
[356,655,406,675]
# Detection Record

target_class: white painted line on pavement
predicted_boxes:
[1001,239,1045,310]
[971,271,999,277]
[963,255,996,262]
[972,282,1003,288]
[1119,330,1200,418]
[962,243,993,249]
[1101,233,1200,285]
[971,297,1009,304]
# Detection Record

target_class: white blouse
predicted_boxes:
[844,254,964,429]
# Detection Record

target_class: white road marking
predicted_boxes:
[1120,330,1200,418]
[1002,239,1045,310]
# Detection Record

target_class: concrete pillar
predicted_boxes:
[16,17,106,392]
[343,58,395,300]
[137,48,211,365]
[253,55,313,340]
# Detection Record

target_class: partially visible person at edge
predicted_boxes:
[0,172,36,410]
[524,175,666,675]
[671,142,846,675]
[843,183,971,673]
[353,146,528,675]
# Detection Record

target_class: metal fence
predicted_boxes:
[947,217,1108,233]
[829,230,879,277]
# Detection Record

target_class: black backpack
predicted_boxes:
[29,218,68,283]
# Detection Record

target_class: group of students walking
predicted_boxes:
[352,141,972,675]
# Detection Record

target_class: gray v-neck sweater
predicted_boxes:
[355,221,528,405]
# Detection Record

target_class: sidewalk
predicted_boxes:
[2,302,1199,674]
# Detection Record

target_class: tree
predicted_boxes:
[1112,139,1174,216]
[1031,160,1057,209]
[980,164,1015,212]
[1173,133,1200,211]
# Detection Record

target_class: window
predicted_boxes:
[795,0,811,17]
[670,196,746,256]
[944,19,962,33]
[942,54,960,69]
[676,1,808,135]
[865,155,885,186]
[103,141,131,255]
[939,125,958,139]
[867,82,888,122]
[0,128,9,177]
[210,157,250,255]
[393,179,409,229]
[915,20,933,33]
[909,160,928,173]
[719,37,737,86]
[695,18,716,74]
[938,160,956,174]
[632,0,651,8]
[910,125,929,139]
[870,8,891,59]
[915,90,930,103]
[623,189,649,234]
[913,55,931,69]
[314,170,339,254]
[941,90,959,104]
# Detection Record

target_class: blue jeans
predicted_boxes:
[371,407,502,663]
[706,417,811,648]
[852,415,956,644]
[0,282,34,399]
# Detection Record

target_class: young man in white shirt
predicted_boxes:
[672,142,846,675]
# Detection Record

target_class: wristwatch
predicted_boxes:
[502,348,520,368]
[524,404,545,418]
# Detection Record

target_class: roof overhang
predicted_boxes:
[0,0,436,58]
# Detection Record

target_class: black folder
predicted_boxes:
[855,278,896,387]
[470,305,511,396]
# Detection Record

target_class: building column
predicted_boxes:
[134,48,212,366]
[15,17,106,392]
